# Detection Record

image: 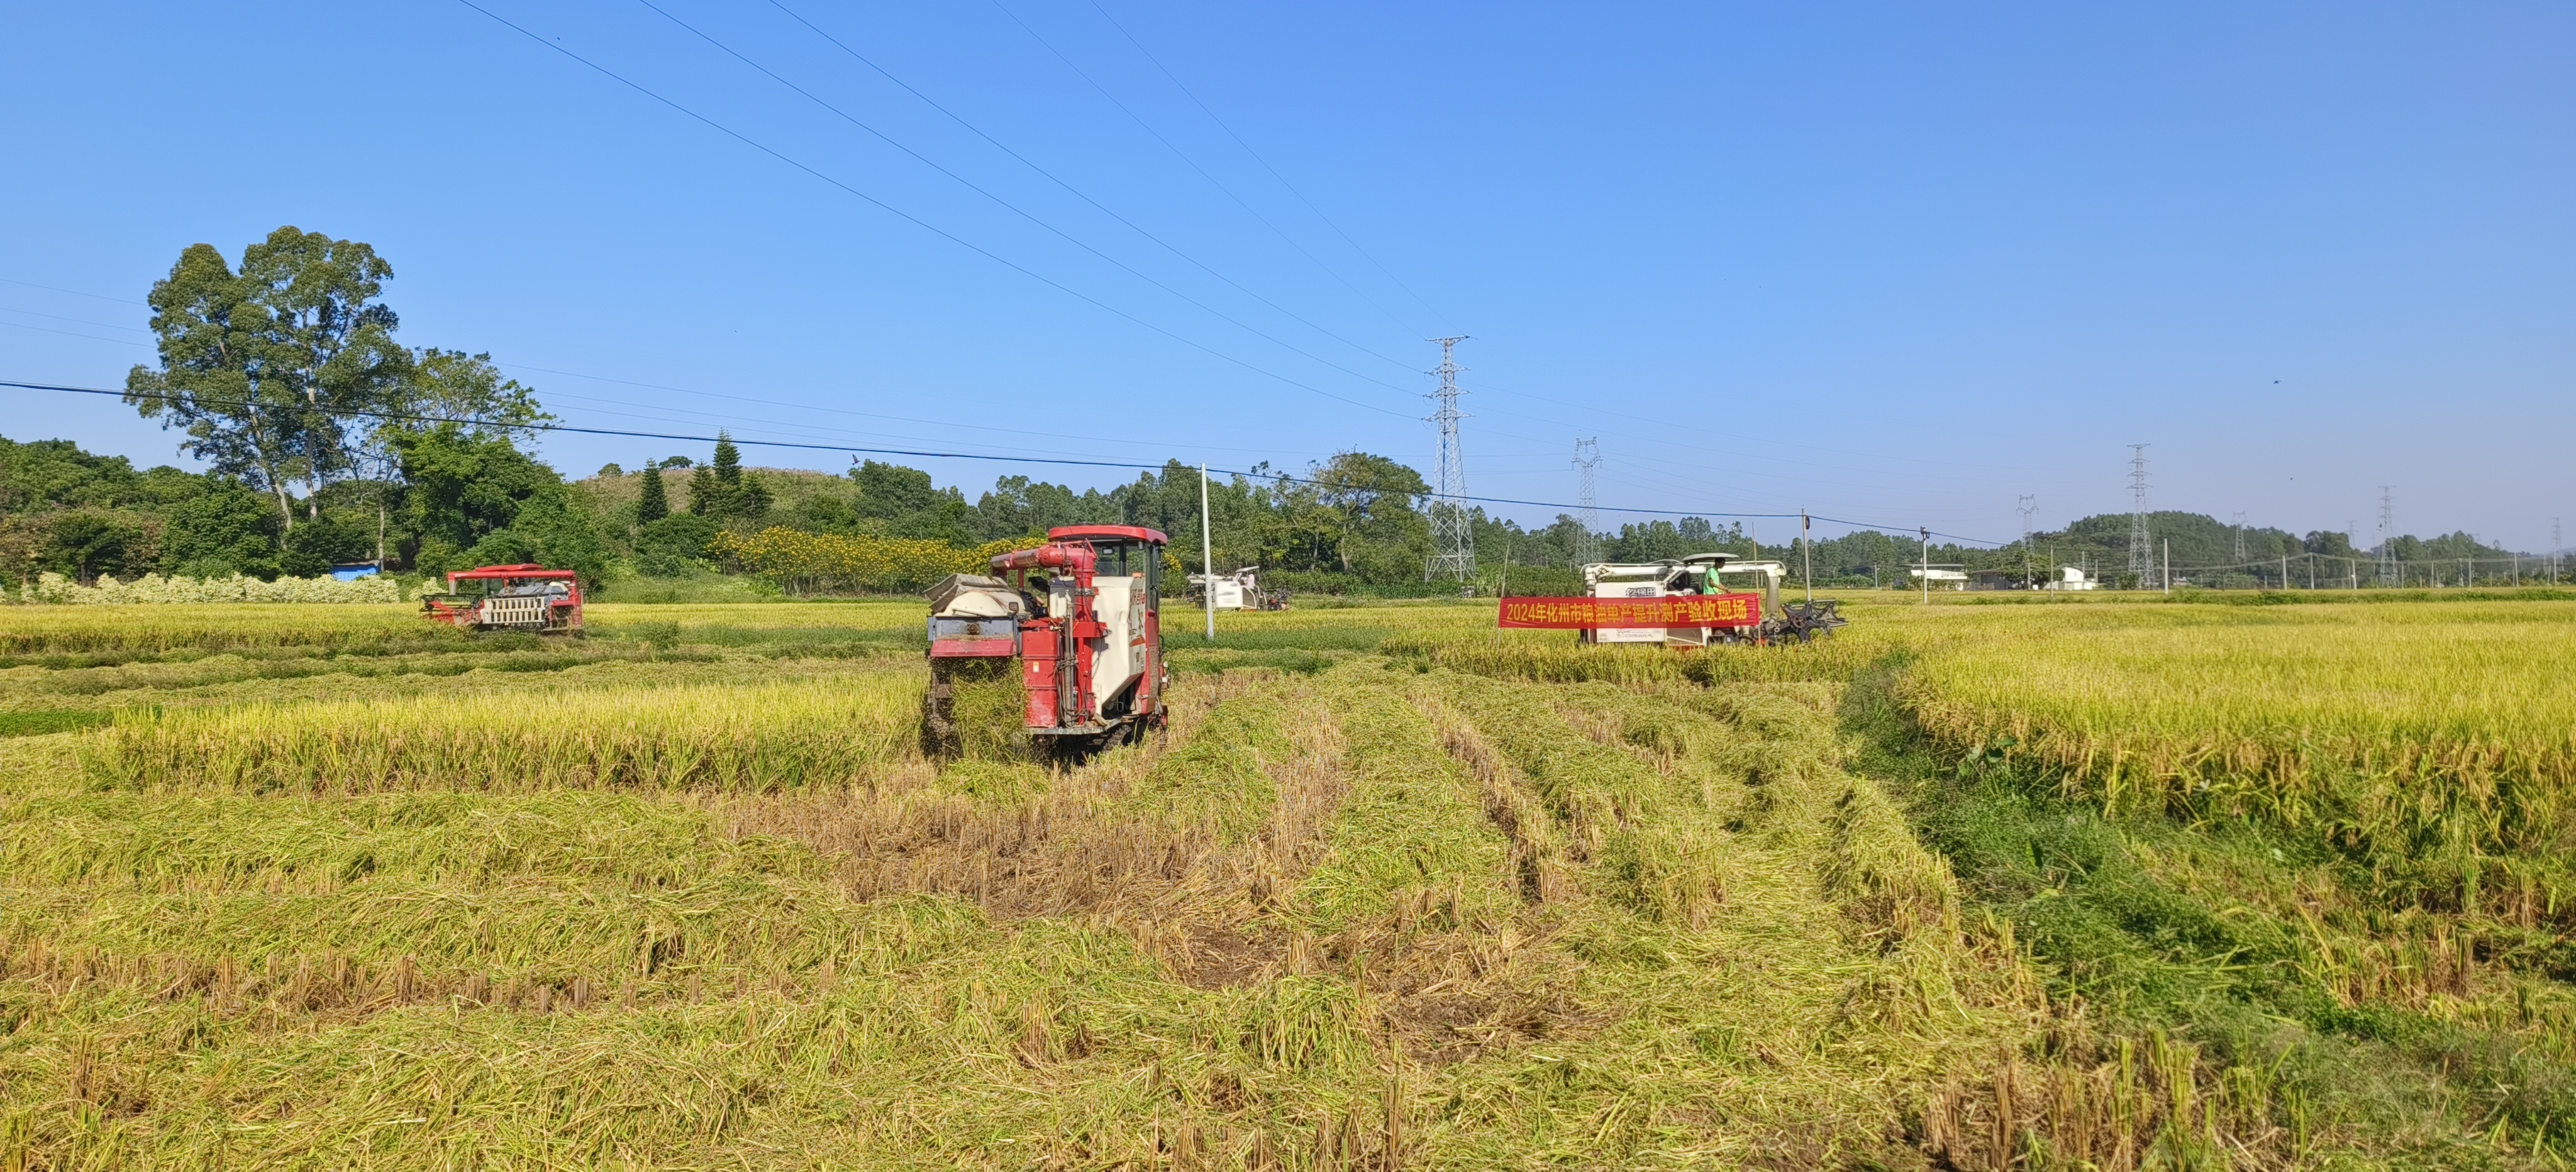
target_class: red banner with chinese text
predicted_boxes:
[1496,594,1763,629]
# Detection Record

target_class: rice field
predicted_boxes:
[4,593,2575,1168]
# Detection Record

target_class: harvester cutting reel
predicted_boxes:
[1768,599,1848,643]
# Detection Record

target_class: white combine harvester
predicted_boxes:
[1579,552,1845,646]
[1185,567,1289,611]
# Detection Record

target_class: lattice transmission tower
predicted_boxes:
[1572,438,1601,568]
[2127,445,2153,587]
[2018,495,2038,583]
[2377,487,2397,586]
[1424,336,1476,582]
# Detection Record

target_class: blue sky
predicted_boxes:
[3,2,2569,549]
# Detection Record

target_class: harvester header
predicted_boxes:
[419,564,584,633]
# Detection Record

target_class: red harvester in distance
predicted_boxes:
[923,525,1168,756]
[419,564,584,633]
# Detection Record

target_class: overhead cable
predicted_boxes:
[1079,0,1443,323]
[763,0,1421,373]
[5,377,2005,543]
[986,0,1419,336]
[449,0,1412,419]
[630,0,1420,397]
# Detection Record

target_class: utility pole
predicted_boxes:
[2376,487,2397,587]
[1801,510,1813,604]
[2163,539,2172,595]
[1920,526,1931,605]
[2128,445,2153,589]
[1424,337,1475,583]
[2281,553,2290,592]
[2018,495,2038,587]
[1199,465,1215,641]
[1572,438,1601,568]
[2233,511,2247,562]
[2557,517,2565,585]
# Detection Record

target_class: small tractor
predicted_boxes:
[923,525,1170,756]
[419,564,584,633]
[1579,552,1845,646]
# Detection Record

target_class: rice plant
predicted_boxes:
[6,594,2572,1168]
[0,603,452,656]
[1895,604,2576,881]
[84,672,924,792]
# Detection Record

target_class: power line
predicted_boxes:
[6,377,2006,542]
[0,319,149,347]
[629,0,1420,399]
[984,0,1418,336]
[0,305,152,334]
[0,252,2060,506]
[1076,0,1441,324]
[448,0,1412,420]
[763,0,1419,375]
[508,363,1306,458]
[0,277,143,305]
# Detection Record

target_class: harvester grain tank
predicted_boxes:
[923,525,1170,756]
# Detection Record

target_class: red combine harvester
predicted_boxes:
[923,525,1167,756]
[419,565,584,633]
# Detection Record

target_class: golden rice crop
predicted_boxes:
[0,603,447,656]
[584,600,923,634]
[84,672,924,792]
[1896,602,2576,904]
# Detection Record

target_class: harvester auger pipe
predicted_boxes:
[989,540,1101,729]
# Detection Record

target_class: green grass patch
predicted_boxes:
[0,709,114,738]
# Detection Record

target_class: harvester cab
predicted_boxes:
[923,525,1169,756]
[419,565,584,633]
[1579,553,1845,646]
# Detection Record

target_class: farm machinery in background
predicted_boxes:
[1185,566,1290,611]
[419,565,584,633]
[1533,553,1845,646]
[922,525,1170,756]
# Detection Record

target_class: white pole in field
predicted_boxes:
[1199,464,1215,641]
[1802,510,1813,604]
[1919,527,1930,605]
[2163,539,2171,595]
